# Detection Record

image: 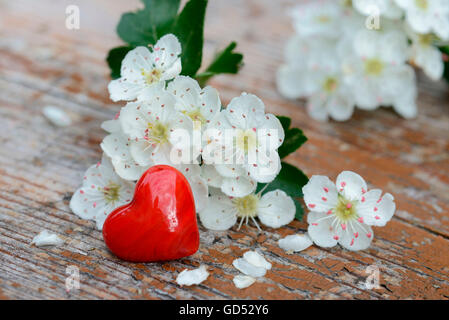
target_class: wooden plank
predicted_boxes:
[0,0,448,299]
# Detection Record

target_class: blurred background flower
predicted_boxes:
[277,0,449,121]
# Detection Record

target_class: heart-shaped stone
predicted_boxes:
[103,165,199,262]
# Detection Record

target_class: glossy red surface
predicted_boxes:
[102,165,199,262]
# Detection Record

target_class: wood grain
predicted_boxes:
[0,0,448,300]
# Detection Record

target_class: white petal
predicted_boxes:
[221,176,257,198]
[70,186,102,220]
[257,190,295,228]
[201,164,223,188]
[129,140,155,166]
[119,102,150,139]
[278,234,313,253]
[247,151,281,183]
[198,194,237,230]
[200,86,221,122]
[339,222,373,251]
[306,93,329,122]
[187,175,209,212]
[302,175,338,213]
[215,164,244,178]
[225,93,265,129]
[276,65,308,99]
[233,275,256,289]
[176,265,209,286]
[108,78,144,102]
[357,189,395,226]
[243,251,272,270]
[416,46,444,81]
[152,34,182,72]
[101,119,122,133]
[42,106,72,127]
[327,88,356,122]
[307,211,339,248]
[232,258,267,277]
[31,230,64,247]
[336,171,367,201]
[258,113,285,149]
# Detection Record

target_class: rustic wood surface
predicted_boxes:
[0,0,448,300]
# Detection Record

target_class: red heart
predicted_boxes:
[102,165,199,262]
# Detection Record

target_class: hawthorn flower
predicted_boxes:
[303,171,396,251]
[344,26,418,118]
[70,155,135,230]
[203,93,284,197]
[108,34,181,102]
[198,189,295,231]
[395,0,449,40]
[119,86,194,166]
[304,51,355,122]
[277,37,336,100]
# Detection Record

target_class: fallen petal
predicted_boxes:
[243,250,272,270]
[232,258,267,277]
[278,234,313,253]
[233,275,256,289]
[43,106,72,127]
[176,265,209,286]
[31,230,64,247]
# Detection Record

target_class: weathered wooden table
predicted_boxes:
[0,0,448,300]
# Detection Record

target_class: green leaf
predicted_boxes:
[172,0,208,76]
[256,162,309,220]
[276,116,307,159]
[196,42,244,86]
[277,115,291,132]
[439,46,449,82]
[117,0,181,46]
[107,46,134,79]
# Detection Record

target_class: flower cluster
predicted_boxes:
[71,34,296,231]
[277,0,449,121]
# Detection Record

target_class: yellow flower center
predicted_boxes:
[233,194,259,218]
[418,33,436,46]
[236,129,257,154]
[364,58,384,76]
[141,68,162,85]
[323,77,338,93]
[182,109,206,128]
[415,0,428,10]
[334,196,358,222]
[316,15,331,23]
[102,182,121,204]
[146,121,169,145]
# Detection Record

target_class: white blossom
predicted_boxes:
[108,34,181,102]
[203,93,284,197]
[303,171,396,251]
[343,26,418,118]
[198,189,295,231]
[70,154,135,230]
